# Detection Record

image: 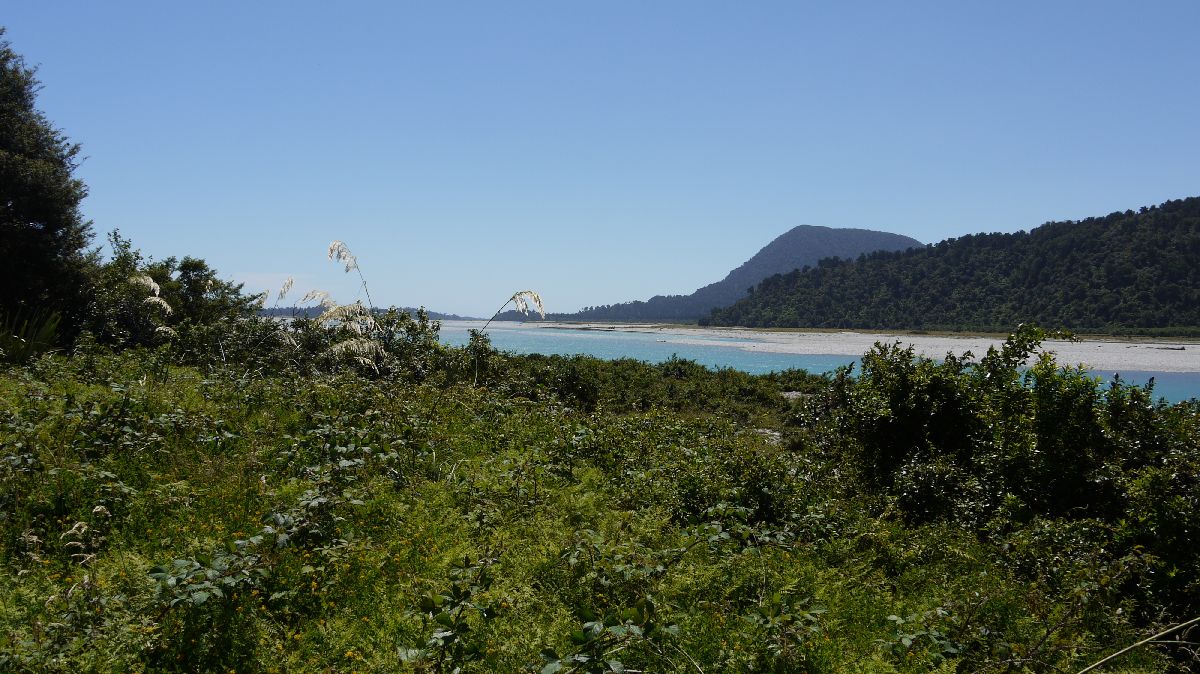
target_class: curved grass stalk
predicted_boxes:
[328,240,375,310]
[473,290,545,385]
[480,290,545,333]
[1076,616,1200,673]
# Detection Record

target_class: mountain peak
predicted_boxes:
[557,225,921,322]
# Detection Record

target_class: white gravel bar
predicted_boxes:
[526,322,1200,373]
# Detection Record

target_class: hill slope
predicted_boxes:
[550,226,921,322]
[706,197,1200,333]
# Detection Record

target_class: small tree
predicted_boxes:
[0,27,93,336]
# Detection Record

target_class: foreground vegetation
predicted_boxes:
[2,316,1199,672]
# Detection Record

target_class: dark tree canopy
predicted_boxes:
[0,28,93,332]
[706,197,1200,334]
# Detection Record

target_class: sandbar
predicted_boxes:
[516,322,1200,373]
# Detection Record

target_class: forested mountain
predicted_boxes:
[706,197,1200,333]
[535,226,920,322]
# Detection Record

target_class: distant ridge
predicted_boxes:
[520,225,921,322]
[706,197,1200,334]
[260,306,477,321]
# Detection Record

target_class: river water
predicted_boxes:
[438,321,1200,404]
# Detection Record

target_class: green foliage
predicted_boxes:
[0,326,1196,672]
[491,353,824,423]
[539,597,679,673]
[84,231,261,355]
[0,29,94,339]
[708,197,1200,333]
[401,555,503,672]
[741,586,826,661]
[146,544,272,669]
[813,325,1200,628]
[876,607,964,665]
[0,306,60,363]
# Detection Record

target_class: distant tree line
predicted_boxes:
[261,306,472,321]
[705,198,1200,334]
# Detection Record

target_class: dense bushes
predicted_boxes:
[804,326,1200,625]
[2,320,1198,672]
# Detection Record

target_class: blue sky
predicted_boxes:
[5,2,1199,316]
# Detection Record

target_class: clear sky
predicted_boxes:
[5,2,1199,316]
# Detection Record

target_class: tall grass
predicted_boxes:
[0,306,62,363]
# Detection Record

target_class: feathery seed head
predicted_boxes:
[131,274,160,297]
[327,240,359,273]
[510,290,545,319]
[278,276,294,300]
[155,326,178,338]
[326,337,384,372]
[320,301,377,331]
[327,336,384,359]
[143,296,174,315]
[300,289,331,305]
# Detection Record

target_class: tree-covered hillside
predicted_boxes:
[706,198,1200,333]
[536,226,920,323]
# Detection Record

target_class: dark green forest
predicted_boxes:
[706,199,1200,334]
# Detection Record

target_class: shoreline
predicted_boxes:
[446,320,1200,373]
